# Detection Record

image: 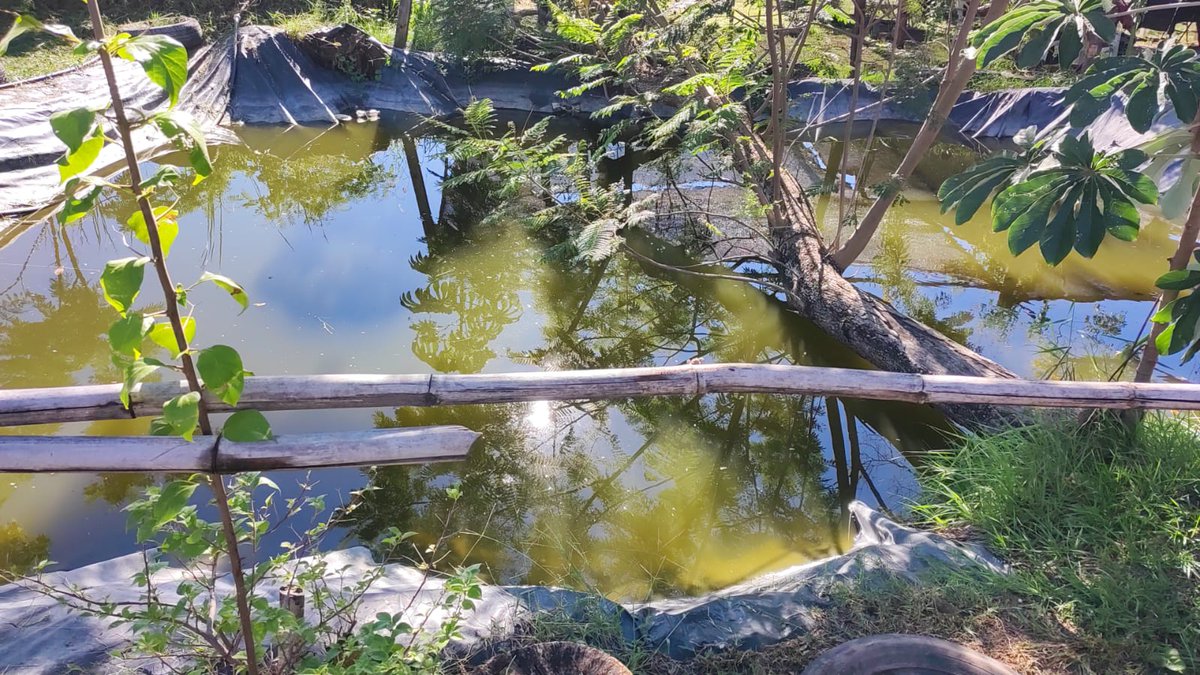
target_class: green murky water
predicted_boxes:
[0,122,1183,600]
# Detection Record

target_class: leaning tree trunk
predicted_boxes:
[739,132,1018,428]
[830,0,1010,269]
[633,0,1019,428]
[1135,107,1200,382]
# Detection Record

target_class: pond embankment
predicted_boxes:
[0,501,1003,672]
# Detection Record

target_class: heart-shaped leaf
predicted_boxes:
[100,257,150,314]
[222,410,273,442]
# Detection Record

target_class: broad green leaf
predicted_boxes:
[197,345,247,406]
[1057,134,1094,167]
[1099,182,1141,240]
[73,40,99,56]
[1085,10,1116,42]
[147,317,195,358]
[1104,169,1157,204]
[152,391,201,441]
[222,410,273,442]
[118,357,159,409]
[938,155,1027,224]
[1015,23,1059,69]
[983,135,1151,264]
[1066,45,1200,134]
[975,8,1049,66]
[1073,181,1106,257]
[57,130,104,182]
[1125,79,1160,133]
[150,480,198,533]
[1005,183,1061,256]
[154,110,211,178]
[1157,293,1200,357]
[198,272,248,311]
[992,172,1071,232]
[60,178,102,224]
[126,206,180,258]
[1153,299,1177,324]
[116,35,189,107]
[50,108,99,153]
[1115,148,1149,171]
[1058,18,1082,68]
[100,257,150,314]
[1166,79,1199,125]
[108,313,154,356]
[1156,269,1200,291]
[141,166,184,190]
[1039,182,1083,264]
[0,14,78,56]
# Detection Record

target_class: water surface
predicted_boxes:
[0,122,1184,599]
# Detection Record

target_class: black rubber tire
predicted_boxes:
[800,634,1020,675]
[124,18,204,51]
[475,641,631,675]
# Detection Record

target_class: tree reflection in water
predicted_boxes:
[340,145,954,600]
[0,121,965,594]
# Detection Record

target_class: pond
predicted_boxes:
[0,121,1184,601]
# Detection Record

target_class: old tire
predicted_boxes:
[800,634,1019,675]
[476,641,631,675]
[123,17,204,51]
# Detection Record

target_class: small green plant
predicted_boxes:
[408,0,438,51]
[2,4,481,672]
[913,415,1200,672]
[14,476,482,673]
[434,98,655,262]
[428,0,513,60]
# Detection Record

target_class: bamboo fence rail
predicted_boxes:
[4,364,1200,430]
[0,427,479,473]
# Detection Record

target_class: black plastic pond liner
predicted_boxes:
[787,80,1069,139]
[0,30,231,220]
[0,502,1008,671]
[0,22,1176,225]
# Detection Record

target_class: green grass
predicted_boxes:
[0,39,84,82]
[270,0,395,45]
[914,415,1200,673]
[0,1,399,83]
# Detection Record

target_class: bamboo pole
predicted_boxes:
[0,427,479,473]
[5,364,1200,429]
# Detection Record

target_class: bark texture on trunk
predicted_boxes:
[737,132,1018,428]
[633,0,1019,427]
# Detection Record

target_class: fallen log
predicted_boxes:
[1,364,1198,429]
[0,426,479,473]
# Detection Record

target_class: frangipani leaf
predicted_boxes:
[987,134,1155,264]
[1065,46,1200,133]
[972,0,1112,68]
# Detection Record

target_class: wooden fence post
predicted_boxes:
[394,0,414,50]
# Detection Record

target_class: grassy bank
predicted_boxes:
[511,415,1199,674]
[0,0,400,82]
[912,416,1200,672]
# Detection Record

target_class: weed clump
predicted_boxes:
[914,415,1200,672]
